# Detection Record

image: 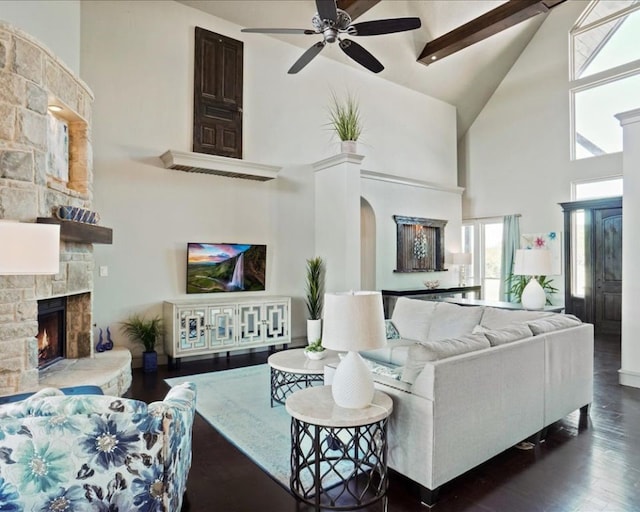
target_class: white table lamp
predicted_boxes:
[452,252,472,286]
[0,221,60,275]
[513,249,552,310]
[321,291,386,409]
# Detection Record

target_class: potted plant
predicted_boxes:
[304,339,326,360]
[328,91,362,153]
[305,257,325,345]
[121,313,163,373]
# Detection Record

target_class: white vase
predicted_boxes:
[307,319,322,345]
[341,140,357,154]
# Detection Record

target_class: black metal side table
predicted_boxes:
[285,386,393,510]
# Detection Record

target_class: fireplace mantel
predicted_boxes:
[37,218,113,244]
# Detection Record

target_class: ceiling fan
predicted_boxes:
[241,0,421,74]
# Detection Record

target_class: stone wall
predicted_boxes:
[0,21,95,394]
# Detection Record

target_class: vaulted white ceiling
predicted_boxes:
[179,0,549,138]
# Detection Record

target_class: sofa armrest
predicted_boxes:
[149,382,197,512]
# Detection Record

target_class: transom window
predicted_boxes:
[570,1,640,160]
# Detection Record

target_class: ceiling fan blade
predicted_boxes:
[288,41,326,74]
[316,0,338,22]
[241,28,316,35]
[350,17,422,36]
[339,39,384,73]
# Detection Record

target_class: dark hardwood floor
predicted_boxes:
[126,334,640,511]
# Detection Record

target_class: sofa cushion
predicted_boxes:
[527,314,582,335]
[401,333,491,384]
[473,323,534,346]
[480,307,554,330]
[391,297,438,342]
[427,302,484,341]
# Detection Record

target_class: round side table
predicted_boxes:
[285,386,393,510]
[267,348,339,407]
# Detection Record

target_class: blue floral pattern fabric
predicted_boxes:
[0,382,196,511]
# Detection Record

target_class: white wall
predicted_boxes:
[0,1,80,74]
[79,0,457,354]
[361,177,463,290]
[461,0,623,300]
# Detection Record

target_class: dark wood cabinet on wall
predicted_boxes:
[560,197,622,335]
[193,27,243,159]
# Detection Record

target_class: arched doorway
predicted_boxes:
[360,197,376,290]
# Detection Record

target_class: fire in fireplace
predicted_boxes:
[37,297,66,369]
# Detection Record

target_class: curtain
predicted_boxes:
[500,215,520,302]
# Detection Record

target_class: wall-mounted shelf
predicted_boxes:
[160,150,281,182]
[37,218,113,244]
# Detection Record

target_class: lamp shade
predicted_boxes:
[452,252,472,265]
[321,291,386,352]
[513,249,552,276]
[0,221,60,275]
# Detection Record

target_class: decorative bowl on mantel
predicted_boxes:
[424,280,440,290]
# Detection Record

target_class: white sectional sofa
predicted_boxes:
[361,297,594,506]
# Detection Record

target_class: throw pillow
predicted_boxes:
[480,307,554,330]
[527,314,582,335]
[482,324,534,346]
[400,333,491,384]
[385,319,401,339]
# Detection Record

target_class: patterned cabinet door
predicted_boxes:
[264,301,289,343]
[237,304,263,345]
[177,308,207,355]
[207,305,236,348]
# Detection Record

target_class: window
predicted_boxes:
[461,219,503,301]
[570,1,640,160]
[572,176,623,200]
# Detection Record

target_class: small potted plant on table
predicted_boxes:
[304,339,327,360]
[121,314,163,373]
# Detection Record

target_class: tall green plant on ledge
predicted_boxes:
[508,274,558,305]
[328,92,362,142]
[305,257,325,320]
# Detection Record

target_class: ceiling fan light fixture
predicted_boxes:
[244,0,421,74]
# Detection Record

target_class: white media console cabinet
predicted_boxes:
[163,296,291,366]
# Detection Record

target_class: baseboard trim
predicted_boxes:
[618,369,640,388]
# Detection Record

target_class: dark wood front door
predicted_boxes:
[193,27,243,159]
[594,207,622,335]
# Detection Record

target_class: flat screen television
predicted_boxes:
[186,243,267,294]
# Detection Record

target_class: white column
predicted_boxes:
[313,153,364,293]
[616,108,640,388]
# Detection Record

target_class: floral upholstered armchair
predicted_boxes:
[0,382,196,511]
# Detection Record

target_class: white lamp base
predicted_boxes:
[331,351,374,409]
[521,277,546,310]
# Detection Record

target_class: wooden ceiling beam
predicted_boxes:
[418,0,567,66]
[337,0,381,21]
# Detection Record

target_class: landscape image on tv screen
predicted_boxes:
[187,243,267,294]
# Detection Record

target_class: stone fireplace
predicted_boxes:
[0,21,130,395]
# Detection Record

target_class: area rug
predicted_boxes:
[166,364,292,487]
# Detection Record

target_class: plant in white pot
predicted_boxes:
[305,256,325,345]
[328,91,362,154]
[121,314,163,373]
